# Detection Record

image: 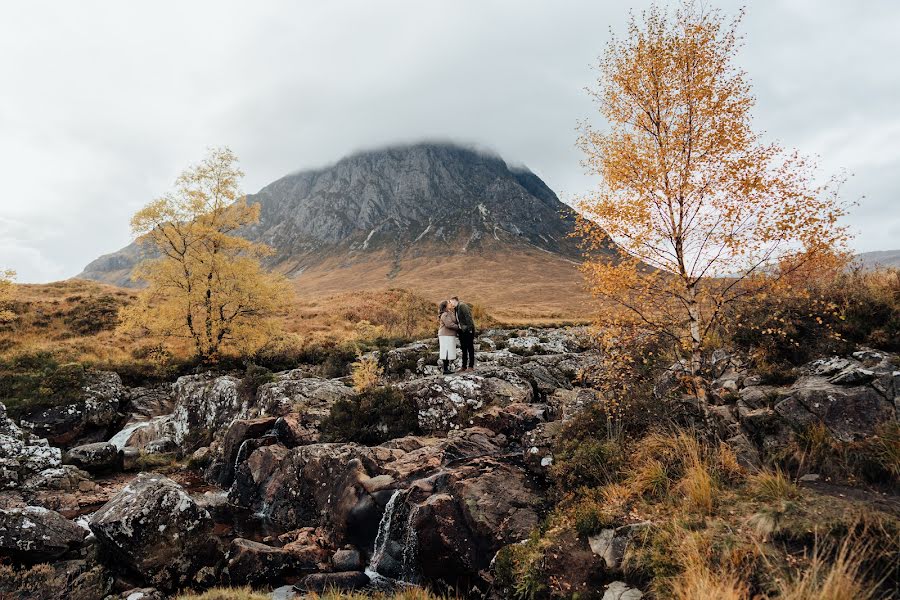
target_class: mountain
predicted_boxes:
[856,250,900,270]
[78,142,604,319]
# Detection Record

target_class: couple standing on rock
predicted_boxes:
[438,296,476,375]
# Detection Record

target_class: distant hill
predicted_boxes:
[856,250,900,270]
[78,142,611,319]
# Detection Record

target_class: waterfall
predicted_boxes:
[367,489,401,574]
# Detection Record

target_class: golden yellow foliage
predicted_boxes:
[350,354,383,391]
[0,269,15,324]
[576,3,850,383]
[120,147,291,361]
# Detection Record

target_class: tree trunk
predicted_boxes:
[686,284,702,376]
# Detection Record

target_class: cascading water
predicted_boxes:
[365,489,420,587]
[367,489,401,575]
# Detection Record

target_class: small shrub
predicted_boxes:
[350,355,383,391]
[320,386,418,445]
[493,533,548,600]
[63,295,123,335]
[238,363,274,400]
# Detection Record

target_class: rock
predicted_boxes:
[144,437,178,454]
[775,377,895,441]
[397,367,533,432]
[0,506,86,562]
[126,384,175,418]
[225,537,321,585]
[806,357,859,377]
[273,413,320,447]
[213,417,277,487]
[171,374,245,452]
[108,415,176,451]
[332,547,363,571]
[21,465,92,492]
[230,443,382,544]
[829,367,875,386]
[471,402,548,437]
[63,442,122,474]
[799,473,821,482]
[522,421,564,476]
[603,581,644,600]
[255,373,355,420]
[88,473,215,590]
[0,402,62,489]
[113,589,166,600]
[514,361,571,399]
[547,387,599,421]
[380,427,504,482]
[725,433,761,469]
[588,522,650,571]
[20,370,127,448]
[298,571,370,592]
[378,342,430,376]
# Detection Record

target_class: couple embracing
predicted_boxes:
[437,296,476,375]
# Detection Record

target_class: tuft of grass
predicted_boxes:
[679,462,717,515]
[775,537,879,600]
[749,468,801,502]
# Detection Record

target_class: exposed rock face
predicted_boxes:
[0,506,85,562]
[398,367,534,432]
[171,374,245,452]
[224,537,325,585]
[77,143,591,287]
[211,417,278,487]
[0,402,62,489]
[63,441,122,474]
[254,373,355,421]
[88,473,215,590]
[19,371,127,448]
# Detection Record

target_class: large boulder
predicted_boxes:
[397,368,534,432]
[254,372,355,421]
[224,537,325,585]
[20,370,127,448]
[63,441,122,474]
[108,415,176,451]
[0,402,62,489]
[171,374,245,452]
[775,377,895,441]
[88,473,215,590]
[229,443,385,544]
[211,417,278,487]
[126,384,175,418]
[0,506,85,562]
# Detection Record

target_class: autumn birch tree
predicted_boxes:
[122,148,290,361]
[576,3,849,378]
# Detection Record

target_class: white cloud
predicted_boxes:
[0,0,898,282]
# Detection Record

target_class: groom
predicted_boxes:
[450,296,476,371]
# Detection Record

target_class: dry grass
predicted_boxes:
[309,588,450,600]
[775,537,879,600]
[175,588,269,600]
[668,534,752,600]
[749,468,801,502]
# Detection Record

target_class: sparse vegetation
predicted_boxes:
[320,386,418,445]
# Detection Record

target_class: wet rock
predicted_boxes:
[225,537,320,585]
[230,443,381,544]
[380,427,504,482]
[397,367,533,432]
[112,589,166,600]
[171,374,245,452]
[332,547,363,571]
[22,465,92,492]
[63,442,122,474]
[255,372,355,420]
[273,413,320,447]
[0,506,85,562]
[88,473,215,590]
[298,571,370,592]
[0,402,62,489]
[213,417,277,487]
[108,415,176,452]
[20,370,127,448]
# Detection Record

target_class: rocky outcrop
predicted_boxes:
[254,373,355,421]
[171,374,245,453]
[63,441,122,474]
[398,367,533,432]
[89,473,216,590]
[19,371,127,448]
[224,537,326,585]
[0,506,85,562]
[0,402,62,489]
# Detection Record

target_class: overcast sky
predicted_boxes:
[1,1,898,283]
